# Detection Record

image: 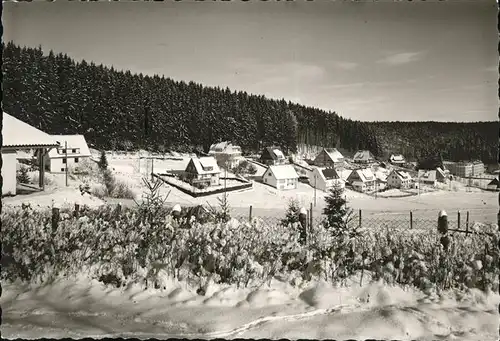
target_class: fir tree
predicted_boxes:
[16,166,31,184]
[97,150,108,171]
[281,198,301,227]
[322,183,351,233]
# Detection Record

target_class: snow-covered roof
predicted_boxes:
[349,168,376,182]
[48,135,91,158]
[323,148,344,162]
[353,150,374,162]
[187,157,221,175]
[209,141,241,154]
[267,164,299,180]
[262,147,286,160]
[418,169,437,181]
[272,149,285,159]
[2,112,59,149]
[391,170,412,180]
[313,167,340,181]
[390,154,405,162]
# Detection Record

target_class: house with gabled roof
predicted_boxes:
[309,166,344,192]
[208,141,243,169]
[259,146,287,166]
[389,154,406,165]
[487,178,499,191]
[313,148,345,168]
[346,168,377,193]
[184,156,221,188]
[45,135,91,173]
[436,167,450,183]
[262,164,299,190]
[2,112,60,196]
[418,169,437,187]
[353,150,376,164]
[387,169,413,189]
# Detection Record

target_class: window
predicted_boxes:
[62,158,67,164]
[61,168,65,172]
[75,158,79,163]
[72,149,77,153]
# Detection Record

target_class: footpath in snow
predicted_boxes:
[2,273,499,340]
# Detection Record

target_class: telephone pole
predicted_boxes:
[65,141,68,187]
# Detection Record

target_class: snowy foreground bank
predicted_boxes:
[2,272,498,340]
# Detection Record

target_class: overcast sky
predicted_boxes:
[3,0,498,122]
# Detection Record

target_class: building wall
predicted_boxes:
[46,156,88,173]
[2,150,17,196]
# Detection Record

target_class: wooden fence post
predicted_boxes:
[51,207,60,232]
[410,211,413,230]
[437,210,449,251]
[457,211,461,231]
[466,211,470,234]
[309,202,313,235]
[358,209,362,230]
[249,205,253,223]
[74,203,80,218]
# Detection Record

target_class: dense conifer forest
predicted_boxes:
[2,42,497,163]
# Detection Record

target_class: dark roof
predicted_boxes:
[322,168,339,180]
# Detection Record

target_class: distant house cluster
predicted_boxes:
[443,161,484,178]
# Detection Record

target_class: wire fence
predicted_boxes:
[229,209,497,238]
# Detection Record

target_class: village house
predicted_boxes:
[1,112,59,196]
[418,169,437,186]
[313,148,345,168]
[487,178,499,191]
[309,167,344,192]
[389,154,406,166]
[387,169,413,189]
[184,156,221,188]
[208,141,243,169]
[352,150,376,164]
[44,135,91,173]
[346,168,377,193]
[436,167,449,183]
[259,146,287,166]
[262,164,299,190]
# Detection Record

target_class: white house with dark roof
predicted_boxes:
[353,150,376,164]
[309,166,344,192]
[313,148,345,168]
[1,112,59,196]
[208,141,243,169]
[346,168,377,193]
[387,169,413,189]
[389,154,406,165]
[45,135,91,173]
[262,164,299,190]
[184,156,221,188]
[418,169,437,186]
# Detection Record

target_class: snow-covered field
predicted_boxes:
[2,273,499,340]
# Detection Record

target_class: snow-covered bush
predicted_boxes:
[1,203,497,294]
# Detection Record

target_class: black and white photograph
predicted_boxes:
[1,0,499,339]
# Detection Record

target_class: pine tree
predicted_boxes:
[322,182,351,232]
[280,198,301,227]
[97,150,108,171]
